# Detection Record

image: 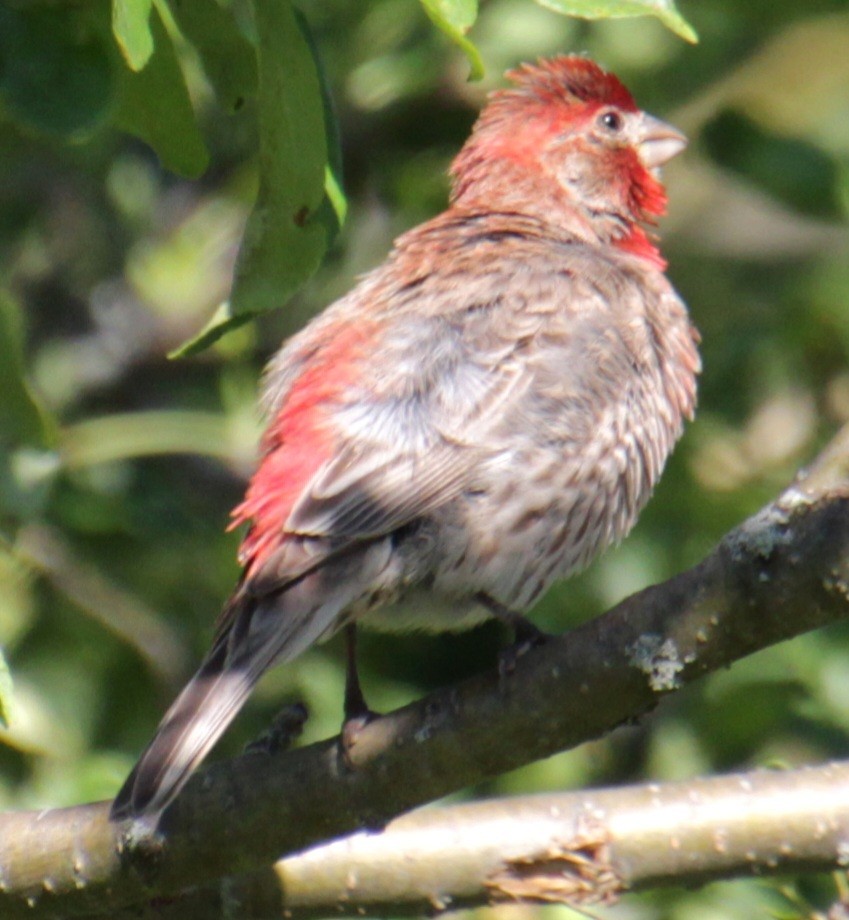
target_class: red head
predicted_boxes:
[450,56,686,257]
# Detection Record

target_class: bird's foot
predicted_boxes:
[244,701,309,756]
[339,706,380,770]
[474,593,551,677]
[498,618,551,678]
[338,621,380,768]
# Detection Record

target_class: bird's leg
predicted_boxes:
[475,591,550,645]
[343,622,372,720]
[340,623,377,766]
[475,592,550,675]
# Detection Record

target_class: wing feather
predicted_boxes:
[239,215,691,593]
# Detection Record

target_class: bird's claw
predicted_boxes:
[340,708,379,770]
[244,701,309,756]
[498,626,550,679]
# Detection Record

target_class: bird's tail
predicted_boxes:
[110,542,393,821]
[109,631,258,821]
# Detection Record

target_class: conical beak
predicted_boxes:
[637,113,687,168]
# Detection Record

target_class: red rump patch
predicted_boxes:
[231,323,378,571]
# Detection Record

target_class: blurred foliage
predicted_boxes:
[1,0,849,917]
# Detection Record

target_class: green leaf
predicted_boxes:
[172,0,335,356]
[231,2,330,312]
[295,7,346,236]
[112,4,209,177]
[112,0,154,71]
[0,293,56,527]
[169,303,251,358]
[0,645,13,728]
[166,0,257,113]
[534,0,698,43]
[60,410,248,467]
[323,165,348,229]
[0,290,52,451]
[0,6,114,137]
[418,0,484,80]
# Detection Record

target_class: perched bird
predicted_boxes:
[111,55,700,821]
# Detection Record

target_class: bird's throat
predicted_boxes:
[612,224,667,270]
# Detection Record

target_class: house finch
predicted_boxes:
[111,55,699,821]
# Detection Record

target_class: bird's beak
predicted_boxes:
[637,114,687,169]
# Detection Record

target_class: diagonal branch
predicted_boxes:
[1,426,849,919]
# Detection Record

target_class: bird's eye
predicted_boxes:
[597,110,623,132]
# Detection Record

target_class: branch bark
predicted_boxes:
[1,426,849,919]
[270,760,849,914]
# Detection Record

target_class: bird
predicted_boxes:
[110,55,700,821]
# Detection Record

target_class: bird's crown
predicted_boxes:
[501,55,638,114]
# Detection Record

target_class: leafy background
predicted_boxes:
[2,0,849,916]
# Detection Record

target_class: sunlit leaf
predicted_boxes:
[296,7,346,238]
[112,4,209,177]
[534,0,698,43]
[167,0,257,113]
[418,0,484,79]
[0,6,113,137]
[323,166,348,229]
[169,303,249,357]
[112,0,154,71]
[0,646,12,728]
[172,0,334,355]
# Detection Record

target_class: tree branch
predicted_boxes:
[251,759,849,915]
[1,425,849,919]
[91,759,849,919]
